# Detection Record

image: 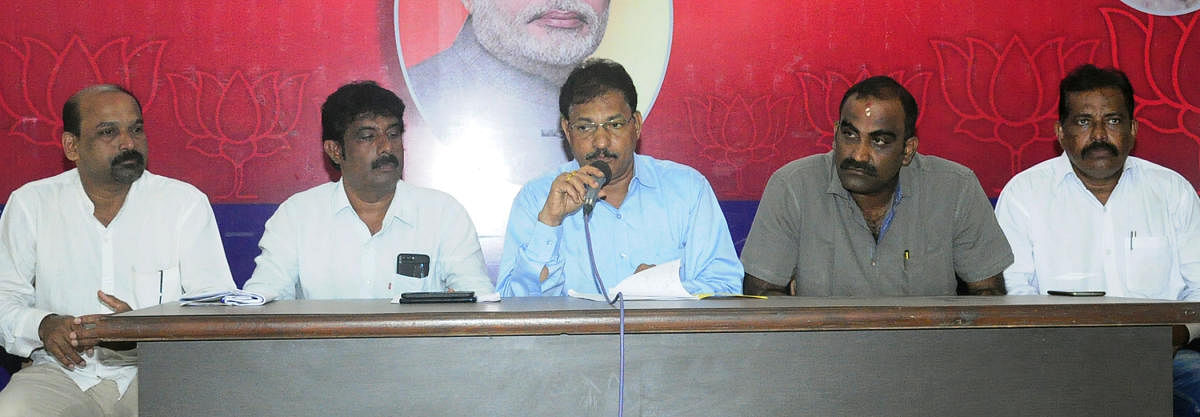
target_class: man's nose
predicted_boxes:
[850,138,872,162]
[377,136,394,154]
[117,129,135,151]
[591,129,612,150]
[1089,121,1110,142]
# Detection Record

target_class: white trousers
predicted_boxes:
[0,363,137,417]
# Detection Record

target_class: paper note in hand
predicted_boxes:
[568,259,697,301]
[180,289,268,306]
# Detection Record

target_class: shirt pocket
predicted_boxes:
[1126,236,1171,297]
[389,273,434,295]
[132,265,181,308]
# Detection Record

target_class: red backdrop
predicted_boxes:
[1,0,1198,202]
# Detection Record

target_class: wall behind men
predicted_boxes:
[3,1,1199,202]
[0,0,1198,391]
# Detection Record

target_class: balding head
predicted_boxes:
[62,84,141,137]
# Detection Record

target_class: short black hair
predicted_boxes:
[838,76,919,139]
[559,58,637,119]
[321,81,405,144]
[62,84,141,137]
[1058,64,1135,122]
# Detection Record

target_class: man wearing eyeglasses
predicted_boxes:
[740,76,1011,296]
[496,59,743,296]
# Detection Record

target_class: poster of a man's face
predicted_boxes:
[470,0,610,79]
[394,0,672,275]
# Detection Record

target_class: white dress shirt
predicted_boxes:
[243,179,495,300]
[0,169,236,396]
[996,154,1200,303]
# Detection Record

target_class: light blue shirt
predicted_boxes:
[498,154,744,296]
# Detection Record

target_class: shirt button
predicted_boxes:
[620,253,627,258]
[615,213,622,219]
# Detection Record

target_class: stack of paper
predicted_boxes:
[569,260,700,301]
[179,289,267,306]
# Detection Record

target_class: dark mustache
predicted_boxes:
[839,158,877,176]
[585,149,618,161]
[371,153,400,169]
[1081,141,1119,156]
[111,149,145,167]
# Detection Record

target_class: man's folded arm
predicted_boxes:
[242,204,300,300]
[679,181,743,295]
[993,182,1040,295]
[497,188,565,296]
[437,197,496,294]
[0,196,53,357]
[177,193,237,295]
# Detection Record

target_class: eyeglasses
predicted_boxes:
[568,117,631,136]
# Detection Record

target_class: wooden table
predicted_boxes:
[96,296,1200,416]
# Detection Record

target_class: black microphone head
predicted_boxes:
[590,160,612,187]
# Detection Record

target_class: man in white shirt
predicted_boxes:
[0,84,236,416]
[243,81,495,300]
[995,64,1200,416]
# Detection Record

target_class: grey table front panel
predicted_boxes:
[141,326,1167,416]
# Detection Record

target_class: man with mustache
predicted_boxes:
[0,84,236,416]
[741,76,1011,296]
[497,59,742,296]
[407,0,611,185]
[243,81,494,300]
[994,65,1200,416]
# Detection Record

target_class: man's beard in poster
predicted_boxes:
[472,0,611,67]
[110,149,146,185]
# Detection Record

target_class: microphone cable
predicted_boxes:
[584,210,625,417]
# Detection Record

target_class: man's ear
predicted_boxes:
[1054,121,1065,148]
[560,117,573,144]
[62,132,80,162]
[323,140,343,165]
[902,136,919,166]
[632,111,644,146]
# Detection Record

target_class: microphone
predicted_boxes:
[582,160,612,217]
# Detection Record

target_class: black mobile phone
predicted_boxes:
[396,253,430,278]
[397,291,475,303]
[1047,290,1106,297]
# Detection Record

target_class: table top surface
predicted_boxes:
[95,296,1200,341]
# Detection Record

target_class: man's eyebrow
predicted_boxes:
[93,121,117,130]
[867,129,898,139]
[837,120,859,133]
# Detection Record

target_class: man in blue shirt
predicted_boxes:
[498,59,742,297]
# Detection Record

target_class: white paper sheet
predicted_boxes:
[568,259,698,301]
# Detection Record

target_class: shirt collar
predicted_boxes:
[71,168,151,212]
[330,178,410,227]
[1051,152,1137,190]
[631,154,657,190]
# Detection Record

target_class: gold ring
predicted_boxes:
[566,172,575,180]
